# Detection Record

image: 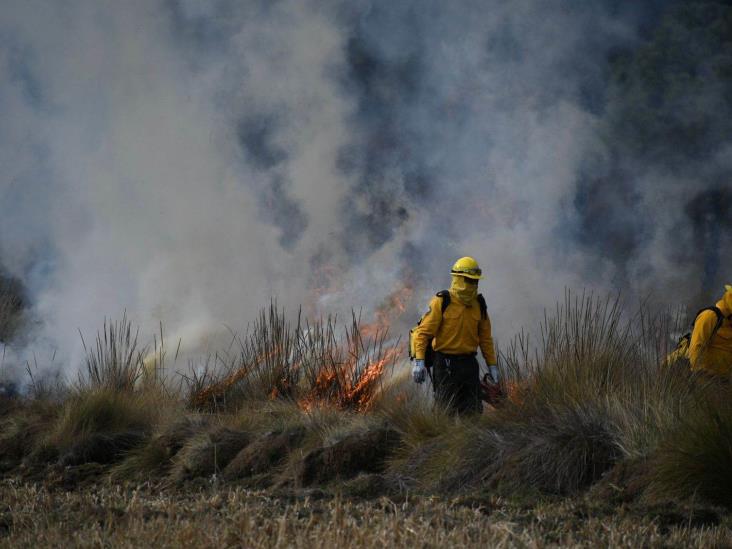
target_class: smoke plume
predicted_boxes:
[0,0,729,377]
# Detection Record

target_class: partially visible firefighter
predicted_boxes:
[666,284,732,378]
[689,284,732,377]
[409,256,501,414]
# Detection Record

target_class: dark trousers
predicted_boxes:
[432,352,481,415]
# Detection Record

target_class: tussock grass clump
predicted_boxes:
[4,295,732,512]
[650,382,732,507]
[298,313,398,412]
[224,426,306,480]
[374,379,454,444]
[52,390,159,441]
[386,293,638,495]
[166,401,312,483]
[296,426,401,487]
[183,304,300,411]
[482,293,672,492]
[468,404,621,495]
[385,292,699,499]
[170,426,251,482]
[233,303,302,403]
[186,305,398,413]
[78,313,147,392]
[112,414,211,480]
[500,292,647,418]
[48,389,168,466]
[0,399,58,470]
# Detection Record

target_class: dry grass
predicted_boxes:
[111,414,212,481]
[373,292,732,505]
[2,295,732,546]
[78,313,147,392]
[184,304,399,413]
[0,276,25,343]
[0,398,57,472]
[40,385,179,469]
[1,480,730,548]
[649,380,732,506]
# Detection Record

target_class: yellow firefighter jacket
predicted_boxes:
[689,291,732,377]
[413,291,496,364]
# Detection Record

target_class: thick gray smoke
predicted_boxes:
[0,0,729,377]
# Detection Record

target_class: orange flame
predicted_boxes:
[191,365,250,409]
[193,279,410,412]
[359,282,413,340]
[503,380,526,406]
[346,348,400,410]
[192,346,284,409]
[297,347,400,412]
[297,280,409,411]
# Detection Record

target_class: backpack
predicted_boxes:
[666,306,730,365]
[408,290,487,372]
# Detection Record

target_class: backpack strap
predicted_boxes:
[435,290,487,319]
[477,294,488,320]
[436,290,451,314]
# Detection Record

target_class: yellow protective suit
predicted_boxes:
[689,286,732,376]
[413,278,496,364]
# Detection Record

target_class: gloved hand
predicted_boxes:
[488,365,500,384]
[412,359,426,384]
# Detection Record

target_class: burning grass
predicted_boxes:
[185,304,400,413]
[2,292,732,546]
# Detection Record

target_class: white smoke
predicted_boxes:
[0,1,355,370]
[0,1,720,379]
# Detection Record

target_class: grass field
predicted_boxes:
[3,480,731,547]
[1,294,732,546]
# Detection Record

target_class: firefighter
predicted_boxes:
[412,256,498,414]
[689,284,732,377]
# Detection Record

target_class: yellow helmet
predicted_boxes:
[726,284,732,293]
[451,256,483,279]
